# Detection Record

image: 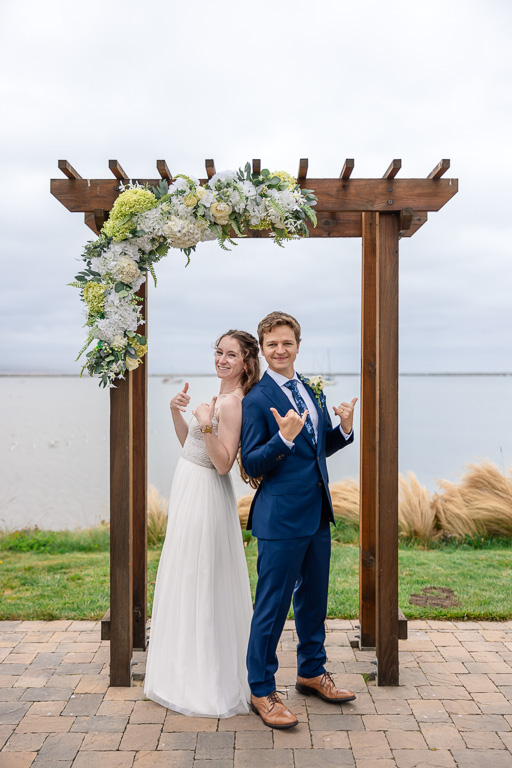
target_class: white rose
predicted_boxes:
[125,356,140,371]
[184,193,199,207]
[210,201,232,226]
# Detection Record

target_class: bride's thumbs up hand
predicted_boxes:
[193,396,217,431]
[170,382,190,413]
[270,407,308,442]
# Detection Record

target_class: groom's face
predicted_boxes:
[260,324,300,379]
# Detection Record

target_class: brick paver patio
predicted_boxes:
[1,619,512,767]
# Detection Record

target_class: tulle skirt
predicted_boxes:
[144,457,252,717]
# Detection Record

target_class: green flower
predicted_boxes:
[83,281,107,314]
[103,188,157,241]
[132,340,148,358]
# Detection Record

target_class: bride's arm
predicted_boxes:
[198,396,242,475]
[170,384,190,447]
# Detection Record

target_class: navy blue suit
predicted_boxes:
[241,371,354,696]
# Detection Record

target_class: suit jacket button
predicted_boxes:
[317,481,322,487]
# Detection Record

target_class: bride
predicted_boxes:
[144,330,260,718]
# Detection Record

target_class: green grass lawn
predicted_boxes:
[1,540,511,621]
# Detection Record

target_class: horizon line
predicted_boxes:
[1,372,512,378]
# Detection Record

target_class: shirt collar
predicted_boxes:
[266,368,299,387]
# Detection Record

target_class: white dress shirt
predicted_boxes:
[265,368,353,448]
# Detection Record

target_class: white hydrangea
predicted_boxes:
[162,216,203,249]
[241,180,257,198]
[207,170,237,188]
[169,177,194,194]
[112,256,140,284]
[112,335,127,350]
[95,292,142,344]
[136,206,169,238]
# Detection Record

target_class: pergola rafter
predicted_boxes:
[51,158,458,688]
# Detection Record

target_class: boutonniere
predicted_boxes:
[299,374,329,409]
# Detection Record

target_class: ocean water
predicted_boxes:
[1,374,511,530]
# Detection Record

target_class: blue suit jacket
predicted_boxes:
[241,372,354,539]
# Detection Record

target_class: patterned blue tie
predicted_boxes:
[284,379,316,445]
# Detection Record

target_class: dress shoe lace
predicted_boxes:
[320,671,336,689]
[266,691,282,709]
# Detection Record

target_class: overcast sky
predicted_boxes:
[1,0,511,375]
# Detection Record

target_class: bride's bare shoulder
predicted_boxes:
[216,393,243,418]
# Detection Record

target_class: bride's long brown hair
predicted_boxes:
[215,330,261,489]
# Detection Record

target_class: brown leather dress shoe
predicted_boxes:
[296,671,356,703]
[251,691,299,729]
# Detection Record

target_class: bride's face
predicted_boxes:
[214,336,245,383]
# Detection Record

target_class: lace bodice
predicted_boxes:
[181,408,219,469]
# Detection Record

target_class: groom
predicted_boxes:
[241,311,358,729]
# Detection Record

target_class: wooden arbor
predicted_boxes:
[51,158,458,687]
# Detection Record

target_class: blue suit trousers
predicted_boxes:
[247,515,331,697]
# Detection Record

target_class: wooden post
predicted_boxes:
[376,213,400,686]
[132,282,148,650]
[109,375,134,686]
[359,212,378,649]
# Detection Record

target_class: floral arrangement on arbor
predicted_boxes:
[70,164,317,387]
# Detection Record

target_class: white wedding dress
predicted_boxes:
[144,404,252,718]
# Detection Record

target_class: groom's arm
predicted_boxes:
[241,397,294,478]
[325,408,354,457]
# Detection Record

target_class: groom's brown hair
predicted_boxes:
[257,311,301,346]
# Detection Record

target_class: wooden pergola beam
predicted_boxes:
[403,211,428,237]
[383,159,401,179]
[109,374,133,686]
[109,160,129,181]
[94,210,107,233]
[375,212,400,686]
[340,159,355,179]
[359,211,378,649]
[81,209,364,239]
[52,177,458,216]
[298,158,308,180]
[428,159,450,179]
[156,160,172,181]
[58,160,83,180]
[399,207,414,234]
[252,159,261,174]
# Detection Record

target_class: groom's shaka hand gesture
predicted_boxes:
[333,397,358,435]
[270,407,309,442]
